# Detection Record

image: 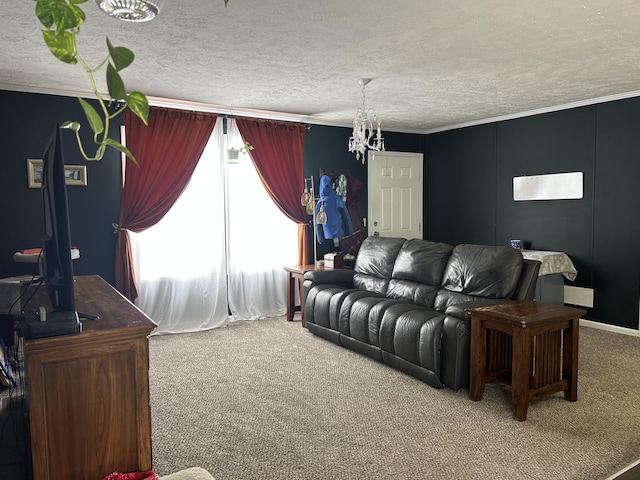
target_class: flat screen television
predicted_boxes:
[25,127,82,339]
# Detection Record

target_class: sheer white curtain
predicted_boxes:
[130,122,228,334]
[131,118,298,334]
[225,120,297,319]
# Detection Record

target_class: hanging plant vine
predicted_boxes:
[34,0,230,163]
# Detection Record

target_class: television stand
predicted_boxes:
[24,275,156,480]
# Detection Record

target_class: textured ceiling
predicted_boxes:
[2,1,640,133]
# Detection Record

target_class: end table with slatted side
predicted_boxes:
[467,300,586,421]
[283,264,326,326]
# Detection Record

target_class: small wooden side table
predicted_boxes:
[283,264,326,326]
[467,300,586,421]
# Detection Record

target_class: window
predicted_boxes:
[131,118,298,334]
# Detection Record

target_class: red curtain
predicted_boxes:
[235,118,308,265]
[115,107,217,301]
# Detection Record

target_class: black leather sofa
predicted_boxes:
[303,236,541,390]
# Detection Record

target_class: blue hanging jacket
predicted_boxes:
[315,175,353,243]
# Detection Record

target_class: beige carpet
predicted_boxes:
[149,316,640,480]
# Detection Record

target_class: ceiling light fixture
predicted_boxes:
[95,0,164,22]
[348,78,384,163]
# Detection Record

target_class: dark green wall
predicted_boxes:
[592,100,640,330]
[426,100,640,329]
[0,90,122,285]
[496,109,595,281]
[425,123,497,246]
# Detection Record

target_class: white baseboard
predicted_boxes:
[603,457,640,480]
[580,318,640,337]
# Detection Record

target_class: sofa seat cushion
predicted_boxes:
[305,284,350,330]
[379,307,446,388]
[343,297,420,346]
[379,304,427,353]
[433,289,482,312]
[344,296,386,344]
[387,279,440,307]
[338,296,416,363]
[353,272,390,294]
[334,290,385,335]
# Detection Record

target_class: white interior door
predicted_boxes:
[367,151,423,239]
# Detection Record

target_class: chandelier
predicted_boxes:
[95,0,164,22]
[348,78,385,163]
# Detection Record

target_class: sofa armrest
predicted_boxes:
[512,258,541,300]
[304,269,354,287]
[445,299,511,321]
[303,269,355,302]
[441,315,471,390]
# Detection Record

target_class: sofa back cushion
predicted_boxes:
[439,244,523,299]
[391,239,453,285]
[385,239,453,306]
[353,236,406,294]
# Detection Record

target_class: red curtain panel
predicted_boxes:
[116,107,217,301]
[236,118,308,265]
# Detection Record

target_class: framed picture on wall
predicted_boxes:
[27,159,87,188]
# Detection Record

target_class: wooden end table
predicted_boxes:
[283,264,326,326]
[467,300,586,421]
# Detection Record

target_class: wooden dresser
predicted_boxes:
[25,275,156,480]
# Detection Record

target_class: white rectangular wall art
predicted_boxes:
[513,171,583,201]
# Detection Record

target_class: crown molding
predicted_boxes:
[423,90,640,134]
[3,82,640,135]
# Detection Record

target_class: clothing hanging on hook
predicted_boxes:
[315,175,353,244]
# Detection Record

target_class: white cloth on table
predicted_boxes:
[521,250,577,281]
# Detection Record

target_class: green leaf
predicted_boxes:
[36,0,84,32]
[60,120,81,131]
[107,38,134,71]
[69,0,88,5]
[62,3,85,31]
[42,29,77,64]
[105,138,139,165]
[77,97,104,135]
[35,0,56,29]
[106,63,126,100]
[126,92,149,125]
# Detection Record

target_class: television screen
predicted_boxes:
[41,127,76,313]
[25,127,81,339]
